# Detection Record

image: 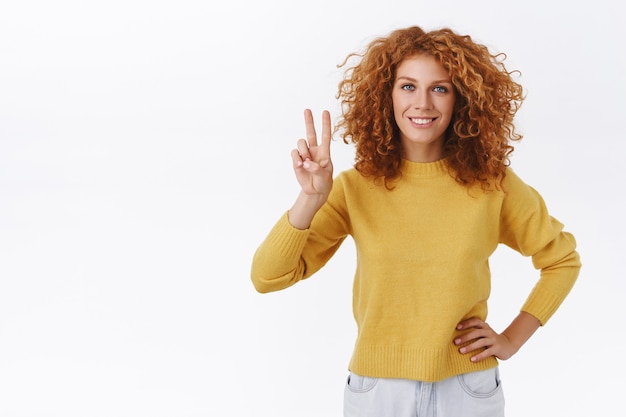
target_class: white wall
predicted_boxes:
[1,0,623,416]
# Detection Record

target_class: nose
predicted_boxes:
[413,89,433,110]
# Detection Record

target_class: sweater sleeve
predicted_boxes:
[499,169,582,325]
[250,174,351,294]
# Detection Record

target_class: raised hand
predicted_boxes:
[291,108,334,198]
[287,109,334,230]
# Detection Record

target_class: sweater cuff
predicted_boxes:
[521,285,573,325]
[265,211,310,260]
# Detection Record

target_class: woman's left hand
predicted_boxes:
[454,317,518,363]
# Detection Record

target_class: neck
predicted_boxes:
[401,143,443,162]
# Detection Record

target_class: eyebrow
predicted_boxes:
[395,76,453,84]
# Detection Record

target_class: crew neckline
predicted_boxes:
[400,158,449,178]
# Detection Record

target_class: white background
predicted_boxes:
[1,0,624,416]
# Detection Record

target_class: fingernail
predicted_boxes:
[460,347,466,353]
[454,338,460,344]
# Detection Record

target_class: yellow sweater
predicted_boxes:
[251,159,581,382]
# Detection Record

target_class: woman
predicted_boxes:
[251,26,581,416]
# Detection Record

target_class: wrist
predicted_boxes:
[288,191,328,229]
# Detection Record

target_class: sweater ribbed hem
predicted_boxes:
[348,344,498,382]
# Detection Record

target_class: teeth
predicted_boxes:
[411,118,433,125]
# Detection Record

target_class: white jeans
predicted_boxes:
[344,367,505,417]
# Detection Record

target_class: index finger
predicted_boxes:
[304,108,318,147]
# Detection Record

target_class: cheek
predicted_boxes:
[447,97,457,114]
[393,108,405,128]
[391,96,402,121]
[441,98,456,119]
[391,93,399,110]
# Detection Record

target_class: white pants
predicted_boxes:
[344,367,505,417]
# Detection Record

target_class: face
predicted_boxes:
[392,55,456,162]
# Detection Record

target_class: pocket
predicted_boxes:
[456,367,502,398]
[345,372,378,393]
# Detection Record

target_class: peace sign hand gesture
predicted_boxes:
[287,109,334,229]
[291,109,334,197]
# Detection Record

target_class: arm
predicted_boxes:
[250,109,335,292]
[455,170,581,362]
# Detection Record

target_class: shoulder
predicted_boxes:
[500,167,550,217]
[327,167,380,207]
[502,167,536,197]
[335,166,362,180]
[334,166,373,188]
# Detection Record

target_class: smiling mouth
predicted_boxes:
[410,117,436,125]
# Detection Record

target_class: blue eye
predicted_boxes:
[433,86,448,93]
[401,84,415,91]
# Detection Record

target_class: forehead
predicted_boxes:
[396,55,451,80]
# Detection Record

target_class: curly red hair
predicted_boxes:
[335,26,524,190]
